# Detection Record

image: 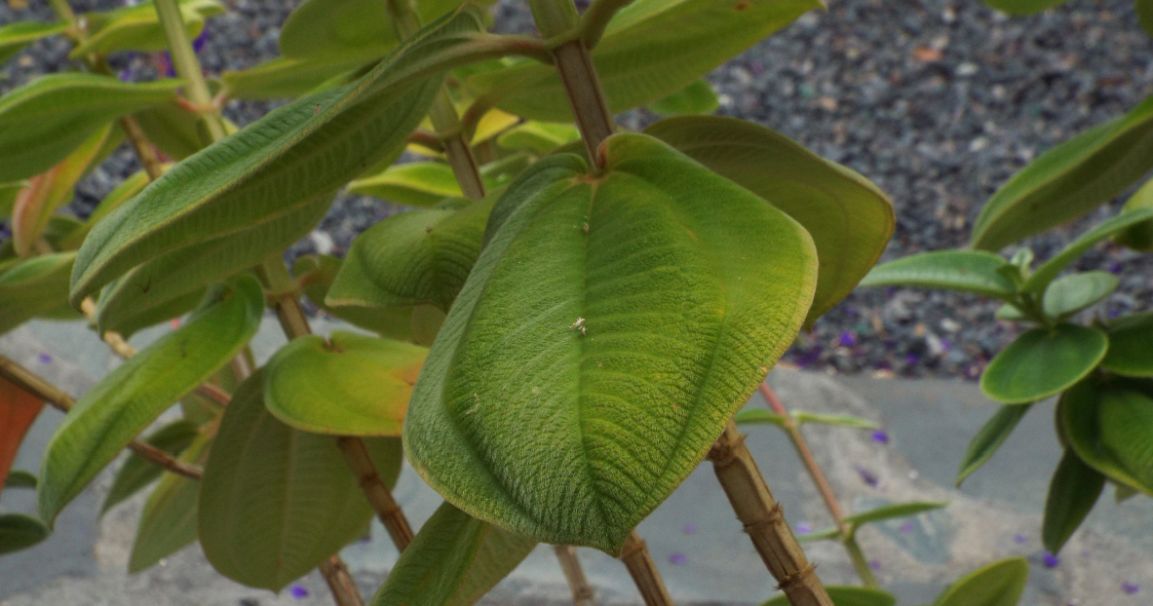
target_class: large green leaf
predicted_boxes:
[1022,207,1153,292]
[861,250,1017,300]
[0,253,74,335]
[933,558,1028,606]
[405,133,817,553]
[1059,380,1153,496]
[102,421,200,515]
[71,0,223,58]
[61,169,152,251]
[199,370,402,591]
[983,0,1068,14]
[0,74,181,182]
[0,20,69,65]
[279,0,462,62]
[1101,312,1153,378]
[372,502,536,606]
[980,324,1108,404]
[469,0,818,120]
[763,586,896,606]
[0,514,49,555]
[327,200,493,312]
[972,96,1153,251]
[38,277,263,524]
[1042,449,1105,554]
[647,116,892,322]
[264,332,426,437]
[956,405,1032,486]
[128,431,211,572]
[71,10,508,303]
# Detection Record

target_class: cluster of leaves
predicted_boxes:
[864,0,1153,560]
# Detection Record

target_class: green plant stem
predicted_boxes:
[48,0,75,25]
[152,0,227,141]
[758,383,878,587]
[620,531,674,606]
[579,0,636,47]
[554,545,596,605]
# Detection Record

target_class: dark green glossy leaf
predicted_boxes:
[649,79,719,116]
[264,332,426,436]
[406,133,817,553]
[1102,312,1153,378]
[0,74,180,181]
[956,405,1032,486]
[932,558,1028,606]
[128,432,210,572]
[980,325,1108,405]
[38,277,263,524]
[1059,380,1153,496]
[1022,207,1153,292]
[200,370,402,591]
[0,20,69,65]
[763,586,896,606]
[372,502,536,606]
[861,250,1017,300]
[971,95,1153,251]
[0,514,49,555]
[102,421,200,515]
[648,116,893,322]
[471,0,818,120]
[1042,449,1105,554]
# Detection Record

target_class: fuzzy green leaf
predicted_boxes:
[971,95,1153,251]
[763,586,896,606]
[649,79,719,116]
[932,558,1029,606]
[38,277,263,524]
[1060,380,1153,496]
[200,370,402,591]
[279,0,466,62]
[220,56,367,101]
[293,254,428,342]
[0,20,69,65]
[71,0,223,58]
[1042,449,1105,554]
[61,170,151,250]
[0,514,49,555]
[861,250,1017,300]
[1022,207,1153,292]
[405,133,817,553]
[980,325,1108,404]
[956,405,1032,486]
[128,432,211,572]
[0,74,180,181]
[372,502,536,606]
[648,116,893,322]
[102,421,200,515]
[496,121,580,156]
[0,253,74,335]
[1102,313,1153,378]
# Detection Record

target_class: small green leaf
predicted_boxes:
[980,325,1108,405]
[293,255,422,341]
[649,79,719,116]
[0,514,49,555]
[733,409,786,427]
[649,116,894,322]
[1022,208,1153,292]
[128,432,211,573]
[0,74,181,181]
[844,501,947,528]
[264,332,426,437]
[102,421,200,515]
[406,133,817,553]
[1059,380,1153,496]
[200,370,402,591]
[4,470,38,490]
[371,502,537,606]
[71,0,223,58]
[932,557,1029,606]
[0,20,69,65]
[38,277,263,524]
[1101,312,1153,378]
[861,251,1017,300]
[792,411,880,429]
[496,121,580,155]
[0,253,74,335]
[763,586,896,606]
[1038,271,1118,319]
[983,0,1067,15]
[327,201,493,312]
[1042,449,1105,554]
[971,94,1153,251]
[1115,177,1153,251]
[956,405,1032,486]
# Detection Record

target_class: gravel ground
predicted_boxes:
[2,0,1151,379]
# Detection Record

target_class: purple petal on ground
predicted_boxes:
[37,353,52,364]
[193,26,209,54]
[795,521,813,535]
[1042,551,1060,569]
[869,559,881,570]
[289,585,309,599]
[871,430,890,445]
[1012,533,1028,545]
[839,330,858,348]
[855,466,880,488]
[898,521,915,534]
[668,552,687,566]
[681,523,698,535]
[1122,581,1140,595]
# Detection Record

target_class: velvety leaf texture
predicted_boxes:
[405,133,817,553]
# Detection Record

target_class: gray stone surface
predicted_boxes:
[2,319,1150,605]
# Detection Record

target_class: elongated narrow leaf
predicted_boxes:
[61,169,152,250]
[406,133,817,553]
[38,277,263,524]
[279,0,463,62]
[220,56,367,101]
[983,0,1067,14]
[102,421,200,515]
[328,200,493,312]
[844,501,947,528]
[1115,177,1153,250]
[648,116,893,321]
[71,0,223,58]
[1059,380,1153,496]
[649,79,719,116]
[71,10,506,303]
[793,411,880,429]
[0,74,180,181]
[129,432,210,572]
[972,94,1153,250]
[200,371,402,591]
[0,253,74,335]
[470,0,818,120]
[733,408,786,427]
[980,325,1107,404]
[933,558,1028,606]
[1,377,45,490]
[264,332,426,436]
[1042,449,1105,553]
[763,586,896,606]
[372,502,536,606]
[294,254,423,341]
[862,250,1017,299]
[4,469,37,490]
[956,404,1032,486]
[1102,312,1153,377]
[1022,208,1153,292]
[0,514,49,555]
[0,20,69,65]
